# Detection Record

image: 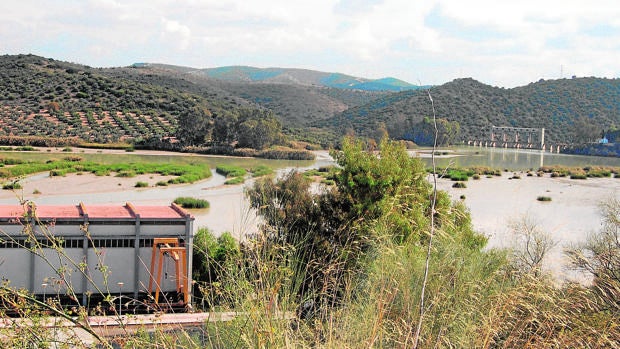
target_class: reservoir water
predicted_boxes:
[0,147,618,280]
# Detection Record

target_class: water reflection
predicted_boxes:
[424,147,620,170]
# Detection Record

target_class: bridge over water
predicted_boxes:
[467,126,563,152]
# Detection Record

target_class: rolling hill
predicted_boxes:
[322,77,620,145]
[188,65,422,92]
[0,54,619,152]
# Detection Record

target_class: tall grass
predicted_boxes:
[0,158,212,183]
[173,197,210,209]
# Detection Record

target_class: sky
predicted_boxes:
[1,0,619,87]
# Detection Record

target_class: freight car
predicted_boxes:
[0,202,194,313]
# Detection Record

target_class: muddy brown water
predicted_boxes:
[0,148,618,281]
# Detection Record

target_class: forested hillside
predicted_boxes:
[324,77,620,145]
[1,54,619,151]
[0,54,223,144]
[0,55,307,155]
[193,65,420,91]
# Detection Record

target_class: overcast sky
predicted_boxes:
[1,0,619,87]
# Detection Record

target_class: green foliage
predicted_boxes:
[452,181,467,188]
[215,165,247,178]
[246,137,486,319]
[212,108,286,150]
[537,196,552,201]
[175,106,212,146]
[192,228,241,308]
[250,165,273,177]
[2,181,21,190]
[224,177,245,185]
[173,197,210,209]
[566,198,620,311]
[447,169,470,181]
[134,181,148,187]
[325,77,620,145]
[257,146,315,160]
[115,170,136,178]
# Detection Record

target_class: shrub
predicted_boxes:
[134,181,148,187]
[251,165,273,177]
[62,146,73,152]
[447,169,469,181]
[155,181,168,186]
[49,169,67,177]
[173,197,210,209]
[452,181,467,188]
[63,156,82,162]
[2,181,21,190]
[258,146,315,160]
[216,165,247,178]
[16,146,36,151]
[537,196,552,202]
[115,170,136,178]
[224,177,245,185]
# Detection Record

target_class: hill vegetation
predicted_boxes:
[192,65,422,91]
[324,77,620,145]
[1,54,619,153]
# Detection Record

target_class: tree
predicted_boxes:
[212,111,238,146]
[566,198,620,311]
[175,105,213,146]
[509,215,557,276]
[237,109,282,149]
[573,116,600,143]
[246,137,485,316]
[404,117,460,146]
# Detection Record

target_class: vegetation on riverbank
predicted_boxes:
[173,197,210,209]
[0,157,212,184]
[432,165,620,181]
[189,139,620,347]
[0,138,619,347]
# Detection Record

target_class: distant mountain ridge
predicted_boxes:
[322,77,620,145]
[1,54,618,152]
[141,64,423,92]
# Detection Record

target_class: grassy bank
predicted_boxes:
[1,139,618,348]
[0,157,212,184]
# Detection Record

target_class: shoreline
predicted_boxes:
[436,171,620,281]
[0,150,618,281]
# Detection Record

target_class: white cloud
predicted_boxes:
[0,0,618,86]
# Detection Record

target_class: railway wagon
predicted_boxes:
[0,202,194,311]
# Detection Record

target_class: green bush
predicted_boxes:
[63,156,83,162]
[216,165,247,178]
[537,196,552,201]
[115,170,136,178]
[447,169,469,181]
[2,181,21,190]
[134,181,148,187]
[173,197,210,209]
[16,146,37,151]
[49,169,67,177]
[224,177,245,185]
[251,165,273,177]
[452,181,467,188]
